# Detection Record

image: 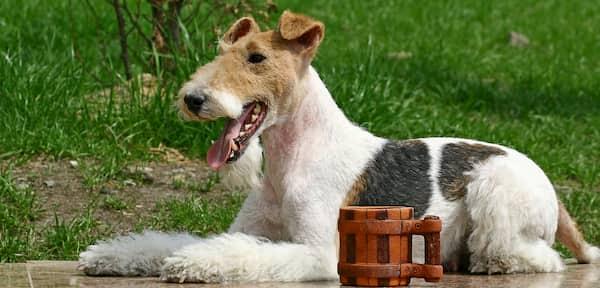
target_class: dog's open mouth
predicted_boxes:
[206,102,267,169]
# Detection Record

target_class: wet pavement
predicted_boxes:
[1,260,599,287]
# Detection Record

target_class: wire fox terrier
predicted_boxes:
[79,11,600,283]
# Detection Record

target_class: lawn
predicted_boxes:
[0,0,598,261]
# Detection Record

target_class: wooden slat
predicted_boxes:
[354,208,369,286]
[387,207,402,286]
[339,208,354,285]
[338,219,442,235]
[366,209,379,286]
[338,263,400,278]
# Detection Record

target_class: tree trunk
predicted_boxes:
[112,0,132,80]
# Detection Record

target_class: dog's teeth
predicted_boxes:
[251,114,258,122]
[229,151,235,158]
[253,105,261,113]
[239,131,246,137]
[244,124,252,131]
[231,141,239,151]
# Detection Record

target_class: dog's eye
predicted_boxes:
[248,53,266,64]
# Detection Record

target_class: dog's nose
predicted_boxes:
[184,92,206,114]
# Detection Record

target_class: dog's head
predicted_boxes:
[178,11,324,169]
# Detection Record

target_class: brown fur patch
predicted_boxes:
[211,31,300,113]
[343,172,367,206]
[179,11,326,122]
[277,10,324,58]
[278,10,324,41]
[438,142,507,201]
[223,17,261,45]
[556,200,588,262]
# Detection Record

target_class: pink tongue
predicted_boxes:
[207,118,243,170]
[206,103,257,170]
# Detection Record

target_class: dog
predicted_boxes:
[79,11,600,283]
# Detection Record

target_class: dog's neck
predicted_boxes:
[261,66,383,200]
[262,67,351,155]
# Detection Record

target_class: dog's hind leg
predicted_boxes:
[465,156,564,274]
[78,231,200,276]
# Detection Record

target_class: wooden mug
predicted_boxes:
[337,206,443,286]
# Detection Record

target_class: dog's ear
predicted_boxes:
[223,17,260,45]
[277,10,325,58]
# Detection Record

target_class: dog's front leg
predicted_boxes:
[159,232,336,283]
[218,137,284,239]
[227,182,285,240]
[79,231,201,276]
[160,201,339,283]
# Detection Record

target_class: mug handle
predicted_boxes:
[405,215,443,282]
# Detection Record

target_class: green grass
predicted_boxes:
[0,170,241,260]
[40,210,102,260]
[102,196,129,211]
[1,0,599,261]
[0,170,40,262]
[148,193,245,235]
[0,170,99,261]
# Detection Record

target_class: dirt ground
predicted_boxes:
[4,146,227,235]
[1,76,235,236]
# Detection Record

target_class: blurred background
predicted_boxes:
[0,0,598,262]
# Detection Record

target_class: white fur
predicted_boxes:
[581,244,600,264]
[80,65,598,282]
[160,233,334,283]
[417,138,566,273]
[78,231,199,276]
[411,138,465,265]
[462,148,563,273]
[79,67,384,282]
[211,90,244,119]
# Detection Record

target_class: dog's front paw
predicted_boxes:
[160,254,224,283]
[78,238,164,276]
[78,244,124,276]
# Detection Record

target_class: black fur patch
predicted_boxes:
[353,140,432,218]
[438,142,507,201]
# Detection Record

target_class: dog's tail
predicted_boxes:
[555,200,600,263]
